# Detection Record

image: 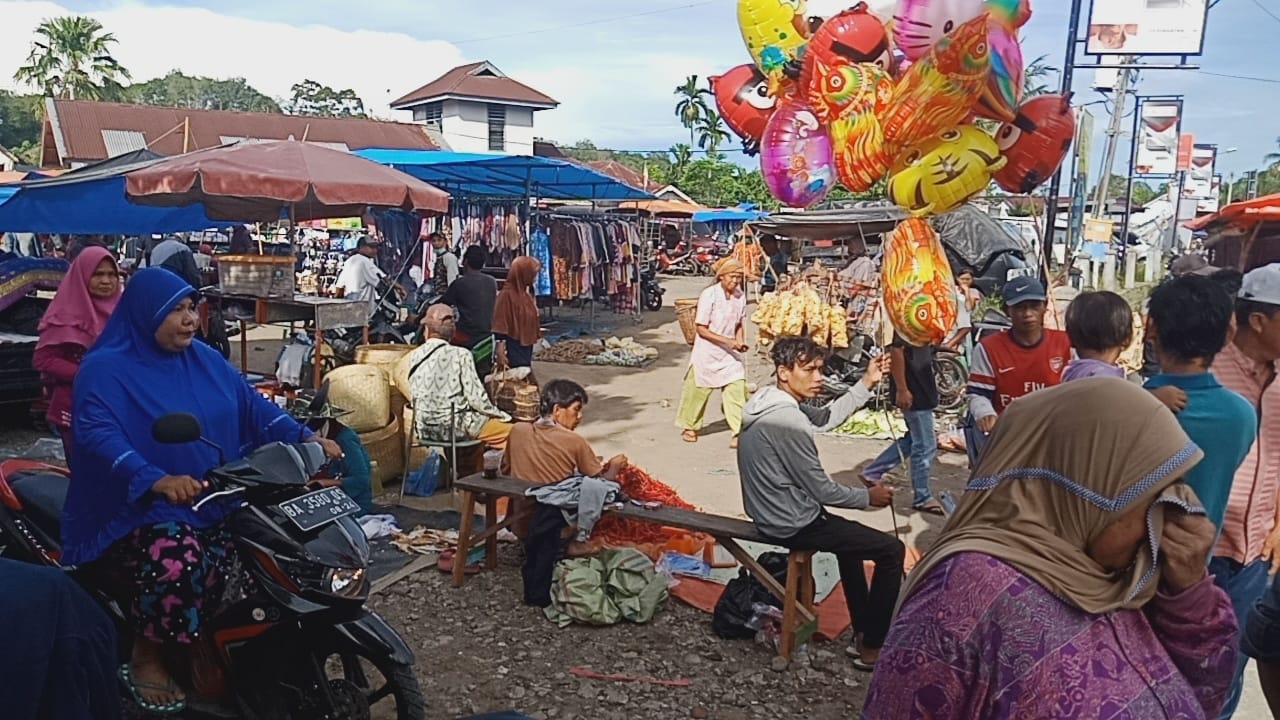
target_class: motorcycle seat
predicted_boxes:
[10,471,68,537]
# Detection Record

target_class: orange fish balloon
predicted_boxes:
[879,14,991,153]
[882,218,958,346]
[831,109,890,193]
[807,61,893,123]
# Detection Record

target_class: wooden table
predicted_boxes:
[452,473,819,658]
[208,290,369,388]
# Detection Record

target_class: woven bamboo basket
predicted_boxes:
[358,416,403,495]
[355,344,414,385]
[392,351,416,399]
[325,364,390,433]
[512,385,540,422]
[675,298,699,345]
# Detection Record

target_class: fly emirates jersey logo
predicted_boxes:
[987,332,1070,413]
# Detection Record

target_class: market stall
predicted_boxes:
[1186,193,1280,271]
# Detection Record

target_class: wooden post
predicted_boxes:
[1240,224,1262,271]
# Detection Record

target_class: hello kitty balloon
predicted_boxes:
[892,0,988,61]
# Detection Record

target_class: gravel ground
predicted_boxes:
[368,548,870,720]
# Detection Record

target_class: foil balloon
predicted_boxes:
[760,100,836,208]
[882,218,958,346]
[831,109,890,193]
[880,14,991,152]
[985,0,1032,29]
[807,61,893,124]
[973,19,1023,123]
[711,65,777,154]
[993,93,1076,194]
[887,125,1007,216]
[739,0,810,91]
[892,0,988,61]
[799,3,895,105]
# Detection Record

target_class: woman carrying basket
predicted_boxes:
[677,258,748,448]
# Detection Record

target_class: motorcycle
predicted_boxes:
[0,414,424,720]
[640,265,664,312]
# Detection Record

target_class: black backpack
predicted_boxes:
[711,551,790,639]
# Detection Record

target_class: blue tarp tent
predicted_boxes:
[354,149,653,201]
[693,203,769,223]
[0,150,234,234]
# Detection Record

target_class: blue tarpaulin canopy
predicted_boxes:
[354,149,653,201]
[693,203,769,223]
[0,150,232,234]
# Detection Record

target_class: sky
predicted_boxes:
[0,0,1277,182]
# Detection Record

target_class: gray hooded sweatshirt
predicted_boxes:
[738,384,873,538]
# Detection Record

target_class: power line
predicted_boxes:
[449,1,717,46]
[1196,70,1280,84]
[1251,0,1280,25]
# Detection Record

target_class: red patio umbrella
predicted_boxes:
[124,140,450,222]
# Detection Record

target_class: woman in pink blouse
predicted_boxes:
[34,246,121,460]
[677,258,748,448]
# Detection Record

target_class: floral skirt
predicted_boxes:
[105,521,236,645]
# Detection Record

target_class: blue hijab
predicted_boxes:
[63,268,307,565]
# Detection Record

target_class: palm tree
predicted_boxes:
[673,75,711,148]
[1263,136,1280,169]
[1022,55,1058,99]
[669,144,694,184]
[13,16,131,100]
[695,109,731,154]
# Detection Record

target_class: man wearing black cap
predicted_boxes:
[965,276,1073,464]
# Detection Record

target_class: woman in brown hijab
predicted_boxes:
[494,256,542,377]
[864,378,1238,720]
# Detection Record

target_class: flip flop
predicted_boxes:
[915,501,946,516]
[850,657,877,672]
[118,664,186,715]
[437,548,480,575]
[681,430,698,443]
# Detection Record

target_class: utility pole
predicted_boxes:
[1040,0,1086,282]
[1092,59,1136,215]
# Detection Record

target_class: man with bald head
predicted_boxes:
[405,304,513,447]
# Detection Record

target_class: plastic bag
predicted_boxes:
[404,450,441,497]
[711,551,790,639]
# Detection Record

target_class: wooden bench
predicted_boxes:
[452,473,818,658]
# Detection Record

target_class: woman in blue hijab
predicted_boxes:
[64,268,341,713]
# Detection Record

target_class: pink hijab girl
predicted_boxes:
[34,246,122,455]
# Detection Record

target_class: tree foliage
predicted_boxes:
[286,79,367,118]
[1022,55,1058,99]
[0,91,44,159]
[121,70,280,113]
[13,16,131,100]
[673,75,712,149]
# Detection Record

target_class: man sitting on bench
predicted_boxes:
[503,379,627,553]
[737,336,903,671]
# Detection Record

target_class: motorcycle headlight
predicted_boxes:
[323,567,368,599]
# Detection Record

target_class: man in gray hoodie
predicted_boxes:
[738,336,901,669]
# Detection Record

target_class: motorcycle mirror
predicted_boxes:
[152,413,203,444]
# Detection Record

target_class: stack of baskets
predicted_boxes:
[675,298,699,345]
[327,345,418,495]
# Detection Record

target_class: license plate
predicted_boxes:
[278,487,360,532]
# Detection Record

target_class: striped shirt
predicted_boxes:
[1210,341,1280,564]
[968,329,1073,420]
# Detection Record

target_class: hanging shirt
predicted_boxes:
[335,253,384,312]
[689,283,747,388]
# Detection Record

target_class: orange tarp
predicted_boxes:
[613,199,707,217]
[1186,193,1280,231]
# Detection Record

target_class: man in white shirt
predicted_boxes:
[336,236,388,312]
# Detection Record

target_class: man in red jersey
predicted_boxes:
[964,276,1072,465]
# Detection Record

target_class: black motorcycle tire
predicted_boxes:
[335,651,425,720]
[642,290,663,312]
[933,352,969,413]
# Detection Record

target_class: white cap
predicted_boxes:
[1239,263,1280,306]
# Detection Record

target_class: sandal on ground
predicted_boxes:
[681,430,698,443]
[850,657,877,672]
[437,548,480,575]
[914,500,946,516]
[118,664,186,715]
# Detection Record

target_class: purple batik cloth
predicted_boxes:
[863,552,1238,720]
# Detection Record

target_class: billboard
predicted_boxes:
[1177,135,1195,172]
[1086,0,1209,56]
[1184,144,1217,199]
[1134,101,1182,176]
[1196,176,1222,214]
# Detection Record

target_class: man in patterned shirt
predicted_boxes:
[964,276,1072,465]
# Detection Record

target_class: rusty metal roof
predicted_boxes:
[45,98,438,166]
[390,61,558,109]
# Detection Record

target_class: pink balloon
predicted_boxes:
[892,0,988,61]
[760,100,836,208]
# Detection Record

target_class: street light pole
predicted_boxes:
[1040,0,1085,282]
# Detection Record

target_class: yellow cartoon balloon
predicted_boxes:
[739,0,810,93]
[882,218,958,347]
[887,125,1007,217]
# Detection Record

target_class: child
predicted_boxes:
[1062,291,1133,381]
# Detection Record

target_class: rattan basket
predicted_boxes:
[325,364,390,433]
[358,416,403,495]
[493,381,540,422]
[392,351,416,399]
[355,344,414,385]
[675,298,699,345]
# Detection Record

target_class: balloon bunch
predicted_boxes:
[711,0,1075,214]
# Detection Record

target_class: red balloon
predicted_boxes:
[993,93,1076,194]
[711,64,777,152]
[800,2,896,109]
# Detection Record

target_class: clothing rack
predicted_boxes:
[531,211,645,330]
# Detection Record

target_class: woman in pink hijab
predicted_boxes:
[34,246,122,458]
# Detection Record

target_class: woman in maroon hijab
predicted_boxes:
[34,246,122,459]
